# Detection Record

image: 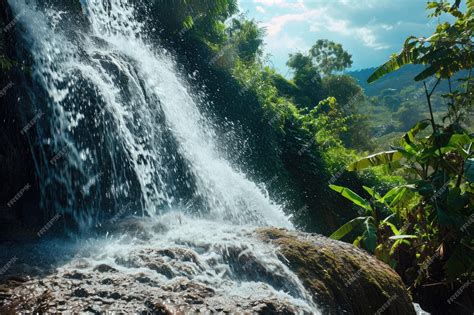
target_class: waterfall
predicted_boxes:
[0,1,324,311]
[9,0,291,229]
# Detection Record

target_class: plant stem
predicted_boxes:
[424,79,444,164]
[424,79,440,134]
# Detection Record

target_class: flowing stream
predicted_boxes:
[5,0,319,312]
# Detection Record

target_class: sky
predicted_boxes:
[238,0,442,75]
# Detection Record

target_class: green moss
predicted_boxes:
[257,228,415,315]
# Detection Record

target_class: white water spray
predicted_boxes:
[11,0,291,228]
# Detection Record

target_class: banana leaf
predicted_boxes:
[329,217,367,240]
[402,120,431,145]
[381,219,399,235]
[367,37,418,83]
[348,150,404,171]
[388,187,409,207]
[329,185,371,210]
[363,218,377,253]
[363,186,383,202]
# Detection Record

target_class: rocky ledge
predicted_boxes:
[258,228,415,314]
[0,223,415,314]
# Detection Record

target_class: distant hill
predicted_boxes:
[345,65,472,152]
[348,65,465,97]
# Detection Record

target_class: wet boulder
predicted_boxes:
[258,228,416,315]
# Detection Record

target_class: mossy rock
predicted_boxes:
[258,228,416,315]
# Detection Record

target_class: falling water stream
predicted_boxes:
[4,0,320,312]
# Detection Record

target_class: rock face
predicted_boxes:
[258,228,416,314]
[0,0,45,242]
[0,221,415,314]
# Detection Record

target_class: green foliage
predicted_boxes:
[329,184,370,210]
[396,105,424,131]
[329,216,367,240]
[0,55,15,73]
[321,75,361,106]
[227,18,265,62]
[150,0,238,46]
[286,52,323,108]
[284,45,372,150]
[329,184,417,256]
[348,151,404,171]
[286,41,353,108]
[305,97,349,149]
[331,0,474,295]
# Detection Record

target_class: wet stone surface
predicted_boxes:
[0,220,316,314]
[0,219,415,314]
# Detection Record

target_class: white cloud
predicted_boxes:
[254,0,305,9]
[380,24,394,31]
[243,0,428,70]
[262,9,326,37]
[254,0,279,5]
[266,32,308,52]
[354,27,390,50]
[256,6,266,13]
[323,17,390,50]
[262,7,390,51]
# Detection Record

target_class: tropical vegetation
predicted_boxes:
[329,1,473,311]
[0,0,471,312]
[149,0,473,312]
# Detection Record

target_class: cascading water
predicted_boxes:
[12,0,291,229]
[4,0,320,312]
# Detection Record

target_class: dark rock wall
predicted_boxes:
[0,1,42,241]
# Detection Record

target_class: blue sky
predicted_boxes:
[238,0,443,74]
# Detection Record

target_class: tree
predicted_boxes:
[227,18,265,63]
[286,52,324,108]
[149,0,239,46]
[286,41,354,109]
[321,75,362,106]
[311,39,353,76]
[395,104,423,130]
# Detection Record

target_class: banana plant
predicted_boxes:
[329,184,416,255]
